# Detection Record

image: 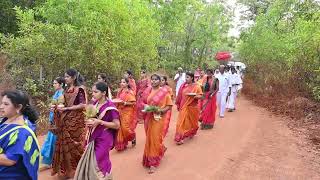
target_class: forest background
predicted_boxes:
[0,0,319,142]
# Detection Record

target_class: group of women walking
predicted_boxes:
[0,66,223,180]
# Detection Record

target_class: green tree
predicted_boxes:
[153,0,231,73]
[238,0,320,100]
[0,0,45,35]
[1,0,160,93]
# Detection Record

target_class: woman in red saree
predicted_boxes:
[160,75,173,138]
[52,69,86,179]
[199,69,219,130]
[136,70,150,124]
[175,72,203,145]
[114,78,137,151]
[142,74,173,174]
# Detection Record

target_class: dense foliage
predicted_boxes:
[153,0,231,74]
[0,0,44,35]
[0,0,231,95]
[239,0,320,101]
[1,0,160,93]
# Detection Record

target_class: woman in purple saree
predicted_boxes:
[75,82,120,180]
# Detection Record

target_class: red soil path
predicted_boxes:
[39,97,320,179]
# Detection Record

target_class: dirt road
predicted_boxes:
[39,97,320,179]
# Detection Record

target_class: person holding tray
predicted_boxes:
[141,74,173,174]
[174,72,203,145]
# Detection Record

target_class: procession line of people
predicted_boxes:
[0,64,244,179]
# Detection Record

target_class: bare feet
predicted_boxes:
[176,140,184,145]
[132,139,136,147]
[64,170,75,180]
[148,166,156,174]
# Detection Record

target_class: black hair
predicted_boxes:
[78,75,85,85]
[126,70,133,76]
[186,71,195,83]
[151,74,161,81]
[1,90,39,123]
[121,78,131,89]
[162,76,169,86]
[94,82,109,95]
[206,69,214,74]
[204,69,213,92]
[98,73,108,82]
[204,78,210,92]
[54,77,65,87]
[66,68,82,86]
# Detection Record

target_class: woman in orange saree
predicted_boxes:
[199,69,219,130]
[160,76,173,138]
[51,69,86,179]
[175,72,203,145]
[114,78,137,151]
[142,74,173,174]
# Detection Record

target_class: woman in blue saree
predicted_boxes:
[0,90,40,180]
[41,77,64,169]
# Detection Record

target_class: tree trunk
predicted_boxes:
[39,65,43,84]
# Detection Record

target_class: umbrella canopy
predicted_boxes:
[215,52,231,61]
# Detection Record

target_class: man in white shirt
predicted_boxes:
[227,67,243,111]
[216,65,231,118]
[174,67,186,97]
[235,66,243,91]
[214,68,220,77]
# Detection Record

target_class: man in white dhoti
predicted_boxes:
[227,67,242,112]
[174,67,186,97]
[216,65,231,118]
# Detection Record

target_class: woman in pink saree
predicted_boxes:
[160,75,173,138]
[141,74,173,174]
